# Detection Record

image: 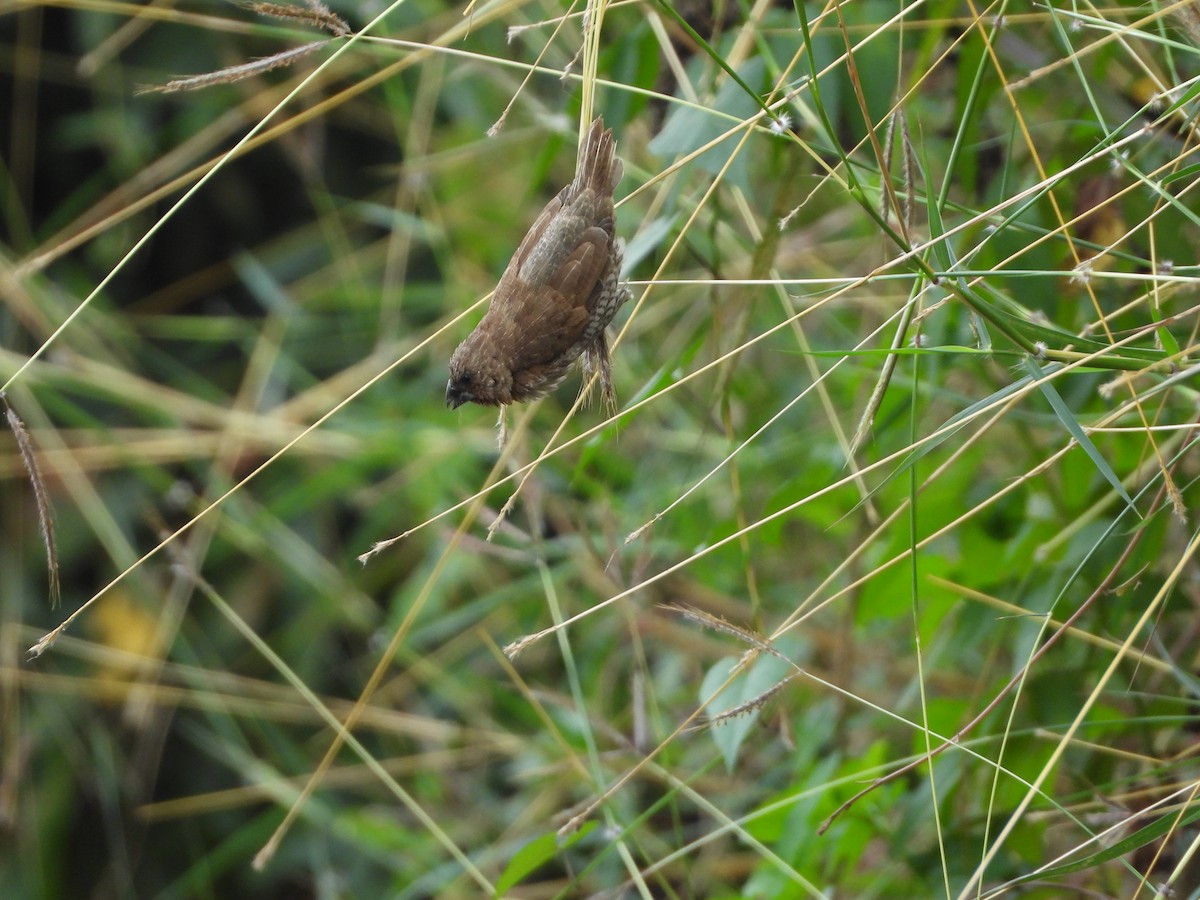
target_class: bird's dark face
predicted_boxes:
[446,340,511,408]
[445,369,484,408]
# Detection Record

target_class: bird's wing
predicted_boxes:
[550,226,610,306]
[487,226,608,366]
[504,191,569,293]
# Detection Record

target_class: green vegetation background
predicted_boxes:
[2,0,1200,896]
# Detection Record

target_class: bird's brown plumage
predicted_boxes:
[446,116,629,411]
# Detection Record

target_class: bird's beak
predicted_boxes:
[446,380,469,409]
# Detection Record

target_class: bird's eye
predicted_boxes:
[459,372,472,384]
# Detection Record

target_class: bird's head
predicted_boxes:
[446,337,513,408]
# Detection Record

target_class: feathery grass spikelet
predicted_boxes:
[137,41,332,94]
[244,0,350,36]
[1070,258,1095,286]
[138,0,349,94]
[4,395,60,608]
[707,673,798,727]
[882,108,916,231]
[882,111,897,225]
[665,604,785,658]
[1173,1,1200,46]
[900,112,915,230]
[504,634,536,659]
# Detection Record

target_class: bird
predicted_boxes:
[446,116,629,414]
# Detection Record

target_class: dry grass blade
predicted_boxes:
[4,395,60,608]
[137,41,332,94]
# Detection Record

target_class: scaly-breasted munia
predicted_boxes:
[446,116,629,412]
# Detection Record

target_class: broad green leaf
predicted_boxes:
[648,58,767,193]
[494,823,597,895]
[621,214,677,274]
[853,372,1037,512]
[1008,803,1200,883]
[1022,357,1134,510]
[702,646,797,771]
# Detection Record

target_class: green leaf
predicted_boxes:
[855,373,1038,511]
[1021,357,1134,510]
[1152,305,1182,358]
[494,822,597,895]
[1008,803,1200,883]
[649,0,775,122]
[923,138,956,272]
[1161,162,1200,185]
[702,645,797,771]
[648,58,767,193]
[790,345,1009,360]
[622,214,677,274]
[1157,326,1181,358]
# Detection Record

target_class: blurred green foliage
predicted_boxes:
[3,0,1200,896]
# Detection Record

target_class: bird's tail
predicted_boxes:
[574,116,622,196]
